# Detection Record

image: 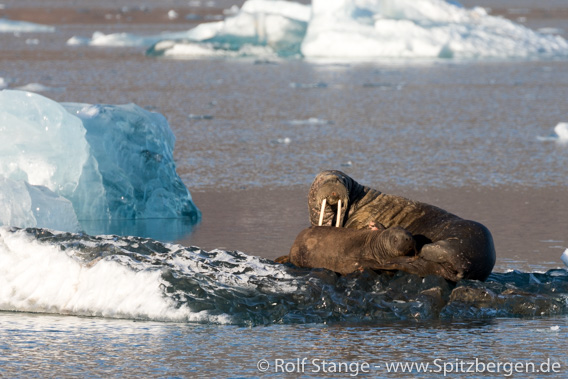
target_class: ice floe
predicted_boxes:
[0,19,54,33]
[537,122,568,143]
[0,90,200,234]
[69,0,568,61]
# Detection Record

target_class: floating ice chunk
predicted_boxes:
[270,137,291,145]
[554,122,568,141]
[150,41,226,57]
[561,249,568,267]
[537,122,568,142]
[285,117,332,125]
[550,325,560,331]
[147,0,310,58]
[188,114,214,120]
[0,19,55,33]
[70,30,196,48]
[301,0,568,59]
[14,83,65,93]
[66,35,90,46]
[0,90,200,235]
[168,10,179,20]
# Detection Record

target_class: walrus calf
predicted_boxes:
[287,225,416,275]
[307,170,496,282]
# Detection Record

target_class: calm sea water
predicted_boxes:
[1,0,568,377]
[1,312,567,378]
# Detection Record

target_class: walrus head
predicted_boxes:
[308,170,373,228]
[314,180,349,227]
[375,226,416,259]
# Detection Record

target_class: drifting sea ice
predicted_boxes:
[300,0,568,59]
[537,122,568,142]
[0,90,200,233]
[148,0,310,58]
[0,19,54,33]
[154,0,568,60]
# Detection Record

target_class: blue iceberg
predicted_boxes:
[0,90,200,238]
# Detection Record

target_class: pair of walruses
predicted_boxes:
[276,170,496,282]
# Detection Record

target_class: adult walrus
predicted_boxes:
[308,170,496,282]
[287,225,416,275]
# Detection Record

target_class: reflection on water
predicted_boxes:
[1,312,567,377]
[79,218,198,242]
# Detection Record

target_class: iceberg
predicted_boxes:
[67,0,310,58]
[301,0,568,59]
[537,122,568,143]
[0,90,200,236]
[0,19,55,33]
[148,0,310,58]
[66,0,568,60]
[151,0,568,60]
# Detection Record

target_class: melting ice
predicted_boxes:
[0,90,200,235]
[1,227,568,326]
[68,0,568,60]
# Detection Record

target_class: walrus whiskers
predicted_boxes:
[318,198,326,226]
[336,199,342,227]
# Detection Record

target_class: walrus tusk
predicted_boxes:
[336,199,342,227]
[318,198,326,226]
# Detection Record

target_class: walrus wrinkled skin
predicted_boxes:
[288,226,416,275]
[308,170,496,282]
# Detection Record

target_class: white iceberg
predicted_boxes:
[537,122,568,143]
[66,0,568,60]
[553,122,568,141]
[301,0,568,59]
[0,19,54,33]
[0,90,201,234]
[147,0,310,58]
